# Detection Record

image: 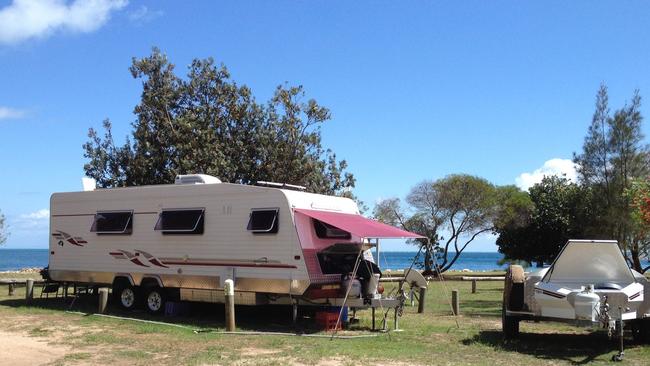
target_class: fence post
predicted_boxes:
[417,287,427,313]
[98,288,109,314]
[472,279,477,294]
[8,282,15,296]
[224,279,236,331]
[25,279,34,304]
[451,289,459,315]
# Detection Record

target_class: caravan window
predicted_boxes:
[155,208,204,234]
[247,209,279,233]
[90,211,133,234]
[314,219,351,239]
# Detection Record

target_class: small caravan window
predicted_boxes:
[155,208,204,234]
[247,209,279,233]
[314,219,351,239]
[90,210,133,234]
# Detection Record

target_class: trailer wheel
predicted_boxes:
[502,265,524,339]
[114,283,138,310]
[144,286,166,314]
[632,319,650,344]
[504,265,525,311]
[502,306,520,339]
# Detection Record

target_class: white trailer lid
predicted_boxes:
[543,240,635,285]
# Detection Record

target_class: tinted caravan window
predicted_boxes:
[247,209,279,233]
[90,211,133,234]
[314,219,351,239]
[154,208,204,234]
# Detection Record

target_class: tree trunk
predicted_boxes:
[630,244,643,272]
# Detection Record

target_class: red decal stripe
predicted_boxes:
[129,258,149,267]
[148,258,169,268]
[161,261,297,269]
[66,238,83,246]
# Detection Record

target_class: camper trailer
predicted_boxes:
[502,240,650,360]
[48,174,423,321]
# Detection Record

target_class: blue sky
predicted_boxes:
[1,0,650,251]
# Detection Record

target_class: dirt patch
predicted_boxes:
[240,347,282,356]
[0,330,71,365]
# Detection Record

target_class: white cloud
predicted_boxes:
[128,5,162,24]
[0,106,26,119]
[515,158,579,191]
[13,208,49,230]
[0,0,128,45]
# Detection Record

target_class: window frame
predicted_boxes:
[154,208,205,235]
[247,208,280,234]
[313,219,351,239]
[90,210,134,235]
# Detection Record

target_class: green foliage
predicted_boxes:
[83,48,355,198]
[374,174,500,273]
[625,178,650,271]
[495,176,594,265]
[0,209,7,246]
[573,84,649,271]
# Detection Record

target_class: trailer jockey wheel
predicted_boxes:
[502,265,524,339]
[144,286,166,314]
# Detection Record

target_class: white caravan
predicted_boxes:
[48,174,423,322]
[502,240,650,360]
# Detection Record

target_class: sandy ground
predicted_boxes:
[0,330,70,365]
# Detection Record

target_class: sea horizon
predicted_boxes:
[2,248,647,272]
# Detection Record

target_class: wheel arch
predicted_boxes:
[112,274,135,288]
[140,276,163,288]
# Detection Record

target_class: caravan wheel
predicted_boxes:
[114,284,138,310]
[144,287,166,314]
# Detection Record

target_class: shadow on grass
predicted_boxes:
[0,294,374,334]
[462,330,634,365]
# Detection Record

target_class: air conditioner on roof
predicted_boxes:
[174,174,222,185]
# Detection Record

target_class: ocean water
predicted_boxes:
[0,249,49,271]
[377,251,508,272]
[0,249,646,272]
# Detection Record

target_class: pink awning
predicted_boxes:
[294,208,425,239]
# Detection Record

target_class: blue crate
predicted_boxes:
[164,301,190,317]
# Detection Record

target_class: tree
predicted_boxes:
[625,178,650,272]
[495,176,594,265]
[374,174,501,274]
[574,84,650,271]
[0,210,7,246]
[83,48,355,198]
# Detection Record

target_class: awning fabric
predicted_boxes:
[294,208,425,239]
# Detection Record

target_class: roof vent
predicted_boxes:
[175,174,222,185]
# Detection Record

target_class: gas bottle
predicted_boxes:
[342,274,362,298]
[575,285,600,322]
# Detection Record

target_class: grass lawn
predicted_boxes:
[0,278,648,365]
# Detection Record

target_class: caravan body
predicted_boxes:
[48,176,419,310]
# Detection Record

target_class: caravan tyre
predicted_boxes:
[114,284,138,310]
[144,287,166,314]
